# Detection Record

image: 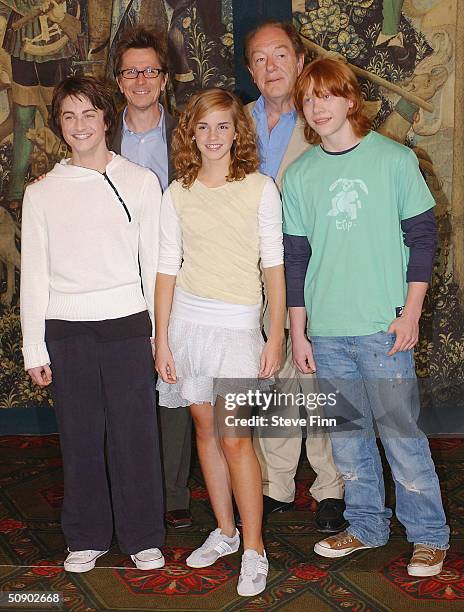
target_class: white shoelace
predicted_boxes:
[241,554,267,578]
[332,531,355,547]
[200,530,232,552]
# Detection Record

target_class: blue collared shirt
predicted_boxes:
[252,95,297,180]
[121,104,169,191]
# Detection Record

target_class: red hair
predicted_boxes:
[294,57,371,144]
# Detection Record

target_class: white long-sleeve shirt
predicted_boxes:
[20,154,161,370]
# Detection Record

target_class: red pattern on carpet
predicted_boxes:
[115,547,235,595]
[383,552,464,600]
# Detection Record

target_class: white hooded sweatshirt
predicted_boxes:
[20,154,161,370]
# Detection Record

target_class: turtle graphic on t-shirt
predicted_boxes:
[328,178,369,222]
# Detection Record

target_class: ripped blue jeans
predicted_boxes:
[311,332,449,549]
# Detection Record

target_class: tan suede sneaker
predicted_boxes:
[314,530,373,558]
[407,544,446,577]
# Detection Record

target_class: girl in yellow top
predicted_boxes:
[155,88,285,596]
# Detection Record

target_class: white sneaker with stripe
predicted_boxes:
[237,549,269,596]
[186,528,240,568]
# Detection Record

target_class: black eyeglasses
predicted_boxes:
[119,67,166,79]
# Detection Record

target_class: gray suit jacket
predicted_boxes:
[110,106,178,185]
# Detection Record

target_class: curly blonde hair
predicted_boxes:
[171,88,259,188]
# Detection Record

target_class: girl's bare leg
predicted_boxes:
[216,396,264,554]
[190,402,236,536]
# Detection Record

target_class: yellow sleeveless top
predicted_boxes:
[170,173,268,305]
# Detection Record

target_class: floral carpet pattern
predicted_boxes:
[0,435,463,611]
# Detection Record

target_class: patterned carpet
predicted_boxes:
[0,435,463,611]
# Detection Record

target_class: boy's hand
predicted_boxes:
[154,342,177,384]
[387,314,419,355]
[292,334,316,374]
[27,364,52,387]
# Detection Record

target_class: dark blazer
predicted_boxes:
[110,106,178,185]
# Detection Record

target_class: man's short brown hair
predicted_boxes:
[244,20,305,66]
[50,76,117,144]
[113,25,168,76]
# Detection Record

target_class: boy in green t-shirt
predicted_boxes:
[283,57,449,577]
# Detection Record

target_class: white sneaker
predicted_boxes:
[237,549,268,596]
[64,549,108,573]
[130,547,165,570]
[186,528,240,568]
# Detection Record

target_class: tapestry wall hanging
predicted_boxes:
[0,0,462,412]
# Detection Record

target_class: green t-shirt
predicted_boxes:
[282,131,435,337]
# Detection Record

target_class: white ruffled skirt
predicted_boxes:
[157,287,269,408]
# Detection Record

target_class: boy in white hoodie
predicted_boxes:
[20,76,165,573]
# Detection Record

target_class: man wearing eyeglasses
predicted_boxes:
[111,26,177,191]
[111,26,192,529]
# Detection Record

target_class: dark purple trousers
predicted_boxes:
[47,332,165,554]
